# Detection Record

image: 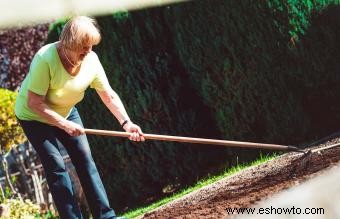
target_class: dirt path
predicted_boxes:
[141,138,340,218]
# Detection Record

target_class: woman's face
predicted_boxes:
[78,45,92,60]
[67,44,93,62]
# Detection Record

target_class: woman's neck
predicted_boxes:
[62,48,78,67]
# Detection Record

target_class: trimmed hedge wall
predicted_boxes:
[46,0,340,212]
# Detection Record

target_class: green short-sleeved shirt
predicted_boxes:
[15,42,111,123]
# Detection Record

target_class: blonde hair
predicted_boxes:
[59,16,101,50]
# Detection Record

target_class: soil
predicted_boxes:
[140,137,340,219]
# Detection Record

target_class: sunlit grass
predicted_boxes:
[122,153,277,218]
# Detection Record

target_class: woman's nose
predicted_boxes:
[84,46,92,53]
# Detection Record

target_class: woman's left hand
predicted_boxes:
[123,122,145,142]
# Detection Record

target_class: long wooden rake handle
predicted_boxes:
[84,128,301,152]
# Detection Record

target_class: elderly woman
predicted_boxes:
[15,16,143,219]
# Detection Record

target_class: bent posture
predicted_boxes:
[15,16,144,219]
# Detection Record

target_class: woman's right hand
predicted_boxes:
[62,120,85,136]
[27,91,85,136]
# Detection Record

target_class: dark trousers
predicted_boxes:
[18,107,116,219]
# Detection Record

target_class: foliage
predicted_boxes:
[0,176,17,203]
[112,10,129,21]
[45,20,66,46]
[0,198,58,219]
[0,186,11,203]
[0,89,26,154]
[46,0,340,213]
[0,198,40,219]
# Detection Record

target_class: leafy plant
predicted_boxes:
[0,198,40,219]
[0,88,26,201]
[0,198,58,219]
[0,88,26,154]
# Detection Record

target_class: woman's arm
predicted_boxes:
[96,88,145,141]
[96,88,130,125]
[27,90,84,136]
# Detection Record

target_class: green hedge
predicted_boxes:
[46,0,340,212]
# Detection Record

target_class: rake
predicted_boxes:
[84,128,305,153]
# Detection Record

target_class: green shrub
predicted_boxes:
[0,198,58,219]
[0,198,39,219]
[0,89,26,153]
